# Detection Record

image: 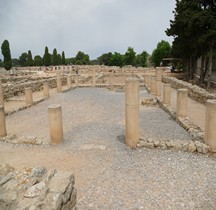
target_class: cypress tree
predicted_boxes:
[27,50,34,66]
[43,46,51,66]
[52,48,58,66]
[1,40,12,70]
[62,51,66,65]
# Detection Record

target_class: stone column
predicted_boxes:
[150,76,156,94]
[125,78,140,148]
[0,106,7,137]
[67,75,71,89]
[43,83,49,98]
[156,80,161,97]
[163,84,171,105]
[48,104,63,144]
[204,100,216,152]
[25,87,33,106]
[56,71,62,93]
[74,75,78,87]
[0,80,3,106]
[109,71,114,90]
[176,89,188,119]
[156,67,163,81]
[92,69,96,87]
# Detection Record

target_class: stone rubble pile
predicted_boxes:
[0,164,76,210]
[138,138,210,154]
[141,97,158,107]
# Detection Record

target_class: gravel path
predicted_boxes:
[1,87,216,209]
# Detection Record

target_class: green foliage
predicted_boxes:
[27,50,34,66]
[97,52,113,66]
[110,52,124,67]
[151,40,171,67]
[43,46,51,66]
[34,55,43,66]
[52,48,58,66]
[135,51,148,67]
[74,51,90,65]
[12,58,20,67]
[0,59,3,67]
[19,52,28,67]
[62,51,66,65]
[1,40,12,70]
[57,54,62,65]
[124,47,136,66]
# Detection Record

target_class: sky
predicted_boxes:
[0,0,176,60]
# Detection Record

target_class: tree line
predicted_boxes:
[166,0,216,85]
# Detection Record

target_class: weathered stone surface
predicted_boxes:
[32,167,47,177]
[49,171,73,193]
[187,141,197,153]
[45,192,63,210]
[24,181,47,198]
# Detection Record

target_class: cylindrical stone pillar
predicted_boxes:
[48,104,63,144]
[204,100,216,152]
[156,67,163,81]
[0,80,3,106]
[110,71,114,90]
[67,75,71,89]
[176,89,188,119]
[56,71,62,93]
[125,78,140,149]
[156,80,161,97]
[150,76,156,94]
[43,83,49,98]
[92,69,96,87]
[163,84,171,105]
[0,106,7,137]
[25,87,33,106]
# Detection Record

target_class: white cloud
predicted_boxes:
[0,0,175,60]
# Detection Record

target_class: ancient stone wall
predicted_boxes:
[163,77,216,104]
[0,164,76,210]
[2,77,67,100]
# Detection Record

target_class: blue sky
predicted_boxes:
[0,0,176,60]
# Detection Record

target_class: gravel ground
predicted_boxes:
[2,87,216,209]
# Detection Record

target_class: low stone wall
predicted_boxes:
[163,77,216,104]
[2,77,67,100]
[0,164,76,209]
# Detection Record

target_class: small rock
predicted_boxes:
[24,181,47,198]
[187,142,196,153]
[32,167,47,177]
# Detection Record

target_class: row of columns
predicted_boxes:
[145,68,216,152]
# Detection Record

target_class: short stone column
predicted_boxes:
[74,75,78,87]
[156,80,161,97]
[0,80,3,106]
[43,83,49,98]
[109,71,114,90]
[176,89,188,119]
[163,84,171,105]
[156,67,163,81]
[92,69,96,87]
[25,87,33,106]
[204,100,216,152]
[150,76,156,94]
[0,106,7,137]
[48,104,63,144]
[56,71,62,93]
[125,78,140,148]
[67,75,71,89]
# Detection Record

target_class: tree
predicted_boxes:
[19,52,28,67]
[1,40,12,70]
[62,51,66,65]
[34,55,43,66]
[12,58,20,67]
[110,52,124,67]
[43,46,51,66]
[52,48,58,66]
[135,51,148,67]
[27,50,34,66]
[97,52,113,66]
[124,47,136,66]
[0,59,3,67]
[166,0,216,81]
[151,40,171,67]
[74,51,90,65]
[57,54,62,65]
